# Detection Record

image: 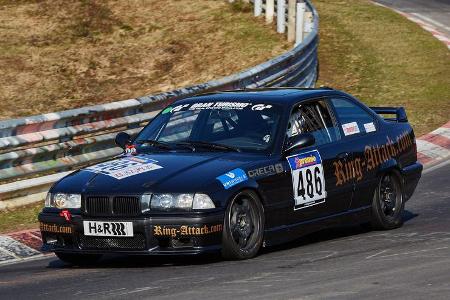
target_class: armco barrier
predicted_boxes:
[0,0,318,209]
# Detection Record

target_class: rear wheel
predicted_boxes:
[55,252,102,266]
[221,190,264,260]
[370,172,404,230]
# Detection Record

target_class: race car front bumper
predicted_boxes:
[38,211,224,255]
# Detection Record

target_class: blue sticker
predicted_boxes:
[287,150,322,171]
[217,168,248,190]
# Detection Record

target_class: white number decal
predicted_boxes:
[287,150,327,210]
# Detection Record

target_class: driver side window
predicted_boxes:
[286,100,340,147]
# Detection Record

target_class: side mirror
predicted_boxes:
[284,133,315,154]
[115,132,131,149]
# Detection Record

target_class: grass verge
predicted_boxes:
[315,0,450,136]
[0,201,43,234]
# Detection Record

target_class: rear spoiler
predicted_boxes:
[369,106,408,123]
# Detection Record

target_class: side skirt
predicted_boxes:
[263,206,371,247]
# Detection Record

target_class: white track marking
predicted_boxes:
[423,159,450,174]
[410,13,450,32]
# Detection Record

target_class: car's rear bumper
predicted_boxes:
[38,211,224,255]
[401,161,423,201]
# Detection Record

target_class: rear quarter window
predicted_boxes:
[330,98,377,136]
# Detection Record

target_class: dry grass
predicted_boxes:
[0,201,43,234]
[315,0,450,136]
[0,0,290,119]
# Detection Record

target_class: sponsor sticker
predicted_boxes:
[287,150,327,210]
[251,104,272,111]
[216,168,248,189]
[125,144,137,155]
[83,221,133,237]
[248,163,284,178]
[168,102,274,112]
[153,224,223,238]
[342,122,360,136]
[84,155,162,180]
[40,222,73,234]
[364,122,376,133]
[162,106,173,114]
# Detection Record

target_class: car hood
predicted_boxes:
[52,152,261,195]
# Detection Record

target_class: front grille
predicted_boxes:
[79,234,146,250]
[85,196,110,216]
[113,196,140,216]
[83,196,141,216]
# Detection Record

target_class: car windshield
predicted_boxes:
[135,101,282,153]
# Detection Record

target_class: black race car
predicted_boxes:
[39,88,422,264]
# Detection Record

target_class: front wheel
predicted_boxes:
[55,252,102,266]
[221,190,265,260]
[370,172,404,230]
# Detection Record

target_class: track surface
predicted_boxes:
[374,0,450,36]
[0,163,449,299]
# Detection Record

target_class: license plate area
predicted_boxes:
[83,221,134,237]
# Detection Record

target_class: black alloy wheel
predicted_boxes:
[222,190,264,260]
[370,172,404,230]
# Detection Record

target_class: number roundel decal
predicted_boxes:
[286,150,327,210]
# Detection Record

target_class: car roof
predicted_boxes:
[175,88,351,106]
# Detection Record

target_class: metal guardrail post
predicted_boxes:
[296,2,306,45]
[266,0,275,24]
[287,0,297,42]
[254,0,262,16]
[277,0,286,33]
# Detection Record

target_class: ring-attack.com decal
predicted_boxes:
[216,168,248,189]
[84,155,162,180]
[286,150,327,210]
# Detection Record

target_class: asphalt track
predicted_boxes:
[374,0,450,36]
[0,162,449,300]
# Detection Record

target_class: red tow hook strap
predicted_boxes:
[59,210,72,222]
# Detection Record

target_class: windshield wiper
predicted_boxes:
[135,139,172,150]
[176,141,241,152]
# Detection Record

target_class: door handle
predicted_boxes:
[337,152,349,160]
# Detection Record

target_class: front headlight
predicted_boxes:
[147,193,215,211]
[45,193,81,209]
[193,193,215,209]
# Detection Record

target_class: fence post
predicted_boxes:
[287,0,296,42]
[295,2,306,45]
[254,0,262,16]
[266,0,275,24]
[277,0,286,33]
[304,11,314,34]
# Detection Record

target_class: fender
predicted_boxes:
[377,158,399,176]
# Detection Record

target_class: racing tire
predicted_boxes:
[55,252,102,266]
[221,190,264,260]
[370,171,404,230]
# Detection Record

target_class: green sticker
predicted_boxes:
[162,107,172,114]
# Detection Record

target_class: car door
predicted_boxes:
[328,97,381,210]
[282,99,354,225]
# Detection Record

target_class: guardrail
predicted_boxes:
[0,0,319,209]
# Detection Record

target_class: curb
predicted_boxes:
[416,121,450,167]
[0,229,50,266]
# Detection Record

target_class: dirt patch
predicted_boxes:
[0,0,290,119]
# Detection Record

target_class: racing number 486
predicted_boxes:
[293,164,326,206]
[297,166,323,200]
